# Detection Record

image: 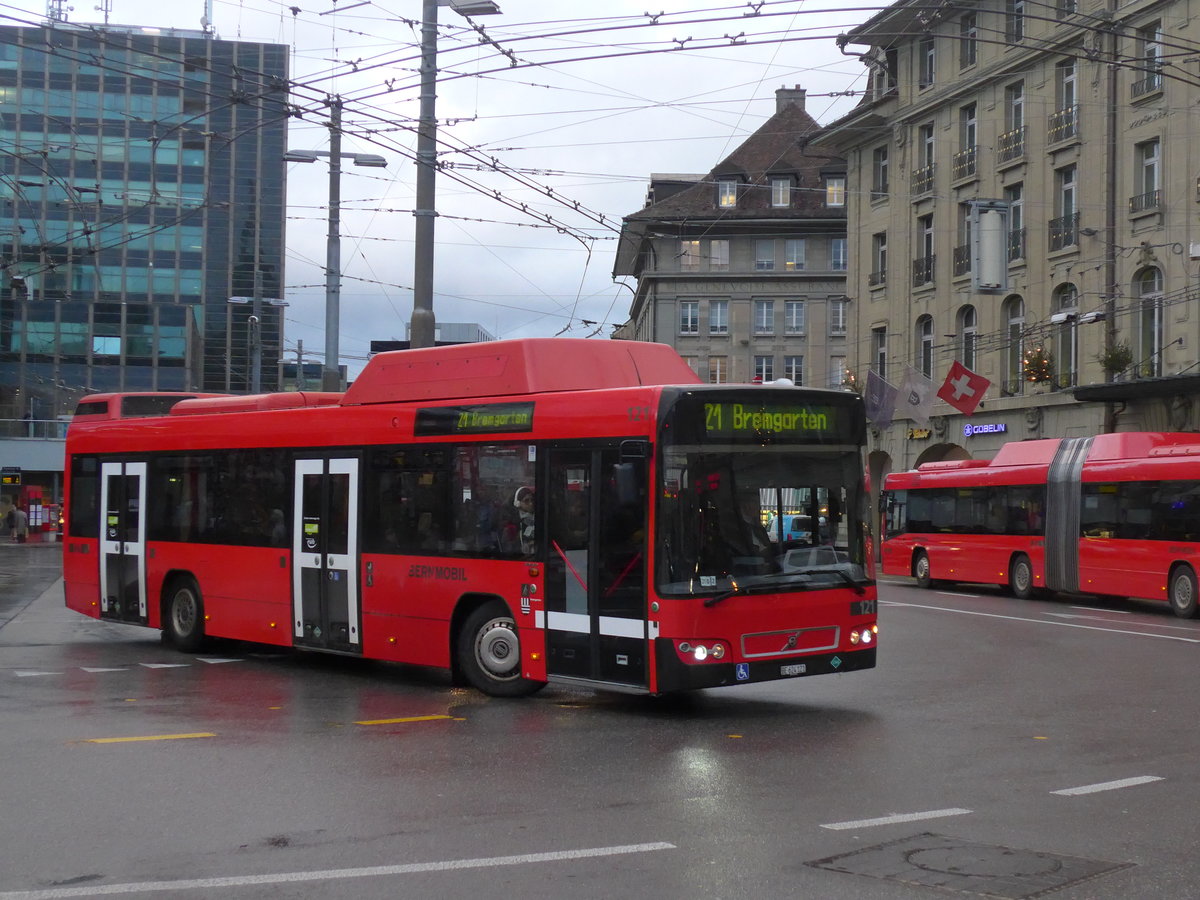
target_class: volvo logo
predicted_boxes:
[780,631,800,652]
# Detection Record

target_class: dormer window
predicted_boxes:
[717,178,738,208]
[825,176,846,207]
[771,177,792,208]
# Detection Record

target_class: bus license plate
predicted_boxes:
[780,663,807,676]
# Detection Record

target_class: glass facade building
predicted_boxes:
[0,23,288,420]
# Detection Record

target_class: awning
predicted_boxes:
[1071,373,1200,401]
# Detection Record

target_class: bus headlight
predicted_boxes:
[693,645,708,661]
[674,640,730,664]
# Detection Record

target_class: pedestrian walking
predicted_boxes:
[10,502,27,543]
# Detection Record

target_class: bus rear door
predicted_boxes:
[293,457,361,652]
[545,447,649,689]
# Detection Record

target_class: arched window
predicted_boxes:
[957,305,978,370]
[916,314,934,377]
[1003,295,1025,394]
[1053,284,1078,388]
[1134,267,1163,377]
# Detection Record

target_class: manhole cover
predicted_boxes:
[807,832,1132,898]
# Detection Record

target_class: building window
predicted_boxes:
[717,178,738,208]
[831,237,848,271]
[918,35,935,88]
[1053,283,1079,388]
[914,123,935,194]
[679,300,698,335]
[999,82,1025,162]
[1003,295,1025,394]
[709,299,729,335]
[954,103,977,180]
[872,326,887,379]
[785,299,805,334]
[825,176,846,207]
[913,215,934,286]
[1133,22,1163,98]
[960,13,977,68]
[771,177,791,208]
[708,356,727,384]
[871,145,889,200]
[1006,0,1024,42]
[783,355,804,385]
[1005,183,1025,261]
[754,355,774,383]
[785,239,806,271]
[680,240,700,271]
[1134,267,1163,377]
[709,239,729,271]
[1050,164,1078,250]
[753,299,774,335]
[870,232,887,286]
[755,240,775,271]
[1049,58,1078,143]
[916,314,934,378]
[1131,139,1160,213]
[829,355,847,387]
[958,304,978,370]
[829,298,847,336]
[954,202,972,276]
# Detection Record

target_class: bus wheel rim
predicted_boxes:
[1174,574,1193,609]
[173,591,196,634]
[476,618,519,681]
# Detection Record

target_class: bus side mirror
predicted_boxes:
[612,462,643,506]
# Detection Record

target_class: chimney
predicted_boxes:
[776,85,806,113]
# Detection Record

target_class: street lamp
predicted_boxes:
[228,292,289,393]
[285,124,388,391]
[410,0,502,350]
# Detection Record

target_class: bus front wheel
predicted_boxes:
[1168,565,1198,619]
[913,551,933,589]
[164,577,206,652]
[457,602,546,698]
[1009,555,1034,600]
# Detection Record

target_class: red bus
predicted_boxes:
[62,338,877,697]
[881,431,1200,618]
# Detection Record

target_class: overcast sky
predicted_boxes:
[2,0,873,377]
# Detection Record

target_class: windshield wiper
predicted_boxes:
[789,567,867,594]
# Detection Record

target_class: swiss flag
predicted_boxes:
[937,361,990,416]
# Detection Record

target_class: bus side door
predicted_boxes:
[99,461,147,624]
[545,447,649,688]
[292,457,361,652]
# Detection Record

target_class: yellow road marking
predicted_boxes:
[85,732,216,744]
[355,715,453,726]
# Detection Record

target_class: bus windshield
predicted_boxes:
[655,389,869,597]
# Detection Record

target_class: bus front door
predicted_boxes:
[545,448,649,689]
[99,461,148,624]
[292,458,361,652]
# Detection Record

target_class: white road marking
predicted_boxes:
[884,600,1200,643]
[196,658,242,664]
[0,842,677,899]
[138,663,190,669]
[1046,612,1197,632]
[1051,776,1163,796]
[13,671,62,677]
[820,808,972,831]
[79,667,128,673]
[1069,605,1130,614]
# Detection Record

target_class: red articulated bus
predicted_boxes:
[881,431,1200,617]
[62,338,877,697]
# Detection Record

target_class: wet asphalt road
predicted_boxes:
[2,550,1200,899]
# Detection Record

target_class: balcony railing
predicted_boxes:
[996,126,1025,164]
[953,244,971,275]
[951,146,977,181]
[911,164,935,196]
[1048,212,1079,251]
[1007,227,1026,261]
[1131,70,1162,99]
[1047,105,1079,143]
[911,255,935,287]
[1051,371,1077,391]
[1129,189,1161,214]
[1000,378,1024,397]
[868,269,886,287]
[0,417,68,439]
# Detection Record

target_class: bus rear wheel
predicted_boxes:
[1009,555,1034,600]
[165,577,206,652]
[913,551,932,589]
[457,603,546,698]
[1168,565,1198,619]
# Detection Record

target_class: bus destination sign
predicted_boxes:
[704,401,835,439]
[415,402,535,436]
